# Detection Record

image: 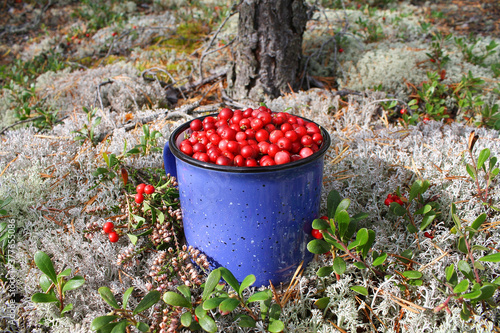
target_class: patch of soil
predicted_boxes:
[420,0,500,38]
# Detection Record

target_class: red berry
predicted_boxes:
[311,229,323,239]
[299,147,314,159]
[86,33,90,37]
[144,184,155,195]
[190,119,203,131]
[424,232,434,239]
[319,216,329,220]
[394,198,404,206]
[133,25,137,29]
[430,58,436,63]
[112,32,118,37]
[423,117,430,123]
[103,222,114,233]
[108,231,119,243]
[339,48,344,53]
[135,193,144,204]
[274,151,291,165]
[400,108,407,115]
[136,183,146,194]
[384,198,393,206]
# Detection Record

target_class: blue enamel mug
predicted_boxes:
[163,115,331,286]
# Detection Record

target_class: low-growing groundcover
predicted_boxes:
[0,0,499,332]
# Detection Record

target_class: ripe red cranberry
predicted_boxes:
[103,222,114,234]
[245,158,258,167]
[216,155,231,166]
[218,108,233,121]
[311,229,323,239]
[135,193,144,204]
[300,147,314,158]
[144,184,155,194]
[274,151,291,165]
[136,183,146,194]
[277,137,292,151]
[190,119,203,131]
[301,135,313,147]
[269,130,284,144]
[255,129,269,142]
[109,231,119,243]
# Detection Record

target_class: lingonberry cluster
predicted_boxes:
[179,106,324,166]
[135,183,155,204]
[384,193,404,206]
[102,221,120,243]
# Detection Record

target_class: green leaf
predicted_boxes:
[402,271,423,280]
[269,303,281,320]
[237,314,256,327]
[34,251,57,284]
[219,297,239,312]
[479,252,500,262]
[219,267,240,294]
[355,228,369,246]
[163,291,191,308]
[268,319,285,332]
[457,236,468,254]
[247,291,271,303]
[361,229,375,259]
[351,212,369,222]
[195,306,217,333]
[462,289,481,299]
[109,319,128,333]
[307,239,331,254]
[58,268,72,278]
[314,297,330,309]
[91,316,120,330]
[471,213,486,230]
[332,257,346,276]
[317,266,334,277]
[327,190,342,219]
[99,287,120,309]
[415,204,432,215]
[353,262,367,270]
[420,214,436,231]
[122,287,134,310]
[336,210,350,239]
[457,260,474,281]
[203,268,222,300]
[177,285,191,302]
[445,264,457,285]
[312,218,329,230]
[476,284,496,301]
[62,276,85,294]
[239,274,256,298]
[350,286,368,296]
[136,322,149,332]
[133,290,160,315]
[40,274,52,293]
[127,234,138,245]
[409,180,422,202]
[471,244,489,252]
[180,312,192,327]
[477,148,490,170]
[466,163,476,180]
[453,280,469,294]
[335,199,351,217]
[203,297,226,310]
[407,223,418,234]
[460,303,471,320]
[372,252,387,266]
[61,303,73,315]
[31,292,59,303]
[390,202,407,216]
[493,276,500,285]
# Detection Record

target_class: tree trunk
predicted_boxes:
[227,0,308,101]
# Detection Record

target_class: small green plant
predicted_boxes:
[435,205,500,319]
[355,17,385,43]
[475,103,500,129]
[454,34,498,67]
[410,71,449,120]
[72,107,102,146]
[31,251,85,315]
[163,267,284,332]
[91,287,160,332]
[426,32,451,70]
[464,132,499,209]
[125,125,163,156]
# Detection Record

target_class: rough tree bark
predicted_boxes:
[226,0,308,101]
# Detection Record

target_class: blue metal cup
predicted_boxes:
[163,115,331,286]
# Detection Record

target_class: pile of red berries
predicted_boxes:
[178,107,324,167]
[102,222,119,243]
[135,183,155,204]
[384,193,404,206]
